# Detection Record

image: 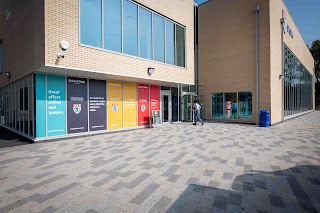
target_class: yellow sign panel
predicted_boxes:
[107,81,123,129]
[123,82,137,128]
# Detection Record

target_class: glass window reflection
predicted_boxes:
[104,0,121,52]
[139,7,152,60]
[80,0,102,48]
[165,20,175,65]
[283,45,312,116]
[153,14,165,63]
[176,25,185,67]
[123,0,138,56]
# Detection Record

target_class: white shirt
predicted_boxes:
[194,103,201,111]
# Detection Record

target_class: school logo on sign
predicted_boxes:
[73,104,81,114]
[112,104,118,112]
[141,104,146,112]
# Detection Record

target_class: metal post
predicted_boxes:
[253,5,260,125]
[280,18,285,122]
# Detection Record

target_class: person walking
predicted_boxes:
[192,100,204,125]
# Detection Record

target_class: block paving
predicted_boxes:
[0,112,320,212]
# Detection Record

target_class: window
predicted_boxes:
[80,0,102,48]
[212,92,252,120]
[283,45,312,116]
[24,87,28,110]
[123,0,138,56]
[176,25,185,67]
[20,88,23,110]
[165,20,175,65]
[139,7,152,60]
[104,0,121,52]
[212,93,223,118]
[238,92,252,119]
[79,0,186,67]
[153,14,165,63]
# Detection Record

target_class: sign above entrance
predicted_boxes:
[282,10,293,39]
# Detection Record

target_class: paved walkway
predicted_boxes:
[0,112,320,213]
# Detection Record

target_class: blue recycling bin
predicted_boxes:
[260,110,270,127]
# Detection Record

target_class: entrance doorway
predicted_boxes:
[182,94,204,121]
[161,91,171,123]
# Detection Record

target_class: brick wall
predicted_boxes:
[198,0,270,124]
[0,0,45,87]
[44,0,195,85]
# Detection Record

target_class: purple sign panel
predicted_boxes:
[89,79,106,131]
[67,77,88,134]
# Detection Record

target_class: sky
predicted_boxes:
[194,0,320,47]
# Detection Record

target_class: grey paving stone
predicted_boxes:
[130,183,160,205]
[127,173,151,189]
[33,171,55,179]
[212,195,228,209]
[38,206,57,213]
[203,170,214,177]
[228,193,242,206]
[222,172,233,180]
[85,210,101,213]
[269,195,285,208]
[149,196,172,212]
[0,112,320,212]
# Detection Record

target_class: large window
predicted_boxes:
[79,0,186,67]
[153,14,165,63]
[139,7,152,60]
[176,25,185,67]
[123,0,138,56]
[166,20,175,65]
[80,0,102,48]
[104,0,121,52]
[212,92,252,120]
[284,45,312,117]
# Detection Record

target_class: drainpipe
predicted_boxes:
[280,18,285,122]
[253,5,260,125]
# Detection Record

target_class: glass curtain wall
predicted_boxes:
[0,75,34,137]
[212,92,252,120]
[284,45,313,116]
[80,0,186,67]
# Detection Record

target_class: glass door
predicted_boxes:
[161,91,171,123]
[182,94,204,121]
[183,95,192,121]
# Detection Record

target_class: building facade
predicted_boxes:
[0,0,196,140]
[198,0,314,124]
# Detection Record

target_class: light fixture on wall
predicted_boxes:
[148,67,155,75]
[57,40,70,59]
[5,72,10,78]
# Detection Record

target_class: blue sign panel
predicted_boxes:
[47,75,66,136]
[35,74,46,137]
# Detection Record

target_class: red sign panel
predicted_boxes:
[138,84,149,126]
[150,85,160,116]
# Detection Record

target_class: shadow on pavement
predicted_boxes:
[166,165,320,213]
[0,126,33,148]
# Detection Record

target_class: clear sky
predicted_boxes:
[194,0,320,47]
